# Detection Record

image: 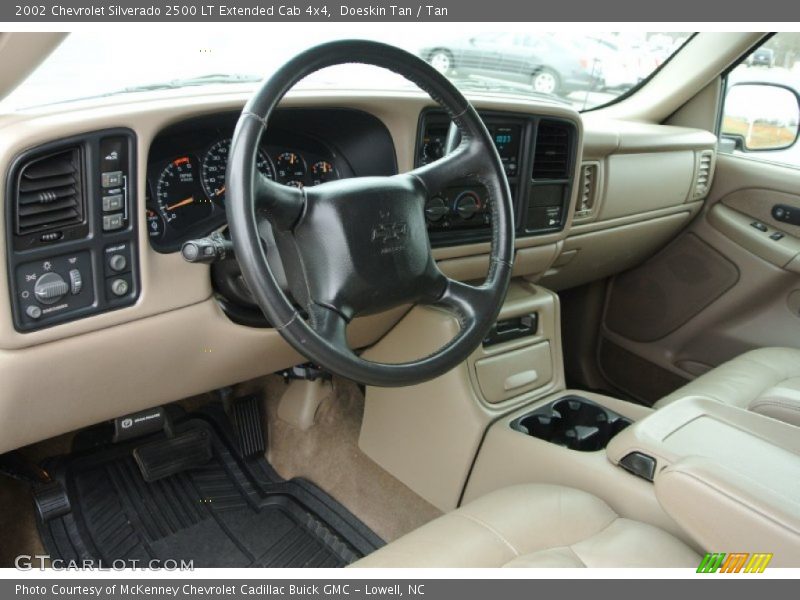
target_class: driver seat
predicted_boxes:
[351,484,699,568]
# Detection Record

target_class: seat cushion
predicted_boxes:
[655,347,800,426]
[351,484,699,568]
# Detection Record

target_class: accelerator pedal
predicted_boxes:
[133,428,212,482]
[230,393,266,459]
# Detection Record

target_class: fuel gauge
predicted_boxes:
[275,152,306,183]
[310,160,337,185]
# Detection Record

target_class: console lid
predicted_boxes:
[606,397,800,565]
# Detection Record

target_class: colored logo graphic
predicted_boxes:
[697,553,773,573]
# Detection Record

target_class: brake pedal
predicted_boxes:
[133,429,212,482]
[230,394,266,459]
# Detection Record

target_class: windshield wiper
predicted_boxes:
[116,73,263,93]
[114,73,262,93]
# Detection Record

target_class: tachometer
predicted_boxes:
[275,152,306,182]
[202,138,274,203]
[155,156,211,230]
[310,160,337,185]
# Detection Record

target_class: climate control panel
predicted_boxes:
[424,185,493,231]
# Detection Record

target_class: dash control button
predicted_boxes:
[102,171,123,188]
[102,194,124,212]
[109,254,127,272]
[68,269,82,295]
[103,214,124,232]
[26,305,42,320]
[110,278,129,297]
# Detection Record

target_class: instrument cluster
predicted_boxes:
[146,126,348,252]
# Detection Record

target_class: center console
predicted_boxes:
[606,397,800,563]
[417,109,578,247]
[466,390,800,564]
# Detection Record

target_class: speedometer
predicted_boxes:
[156,156,212,230]
[202,139,274,204]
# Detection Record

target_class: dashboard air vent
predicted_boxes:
[533,120,571,180]
[692,150,714,200]
[575,162,599,220]
[14,147,84,236]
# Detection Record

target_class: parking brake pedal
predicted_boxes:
[33,481,72,522]
[230,394,266,459]
[133,429,213,482]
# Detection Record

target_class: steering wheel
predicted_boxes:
[226,40,514,387]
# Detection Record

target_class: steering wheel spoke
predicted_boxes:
[427,277,493,333]
[254,172,305,231]
[307,303,351,354]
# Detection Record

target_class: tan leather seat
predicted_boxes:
[655,347,800,427]
[351,484,699,568]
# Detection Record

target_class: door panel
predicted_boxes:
[598,153,800,404]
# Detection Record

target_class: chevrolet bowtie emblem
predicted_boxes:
[371,222,408,243]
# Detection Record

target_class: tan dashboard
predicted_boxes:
[0,88,716,453]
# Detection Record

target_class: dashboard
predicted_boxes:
[0,88,718,456]
[145,109,397,252]
[2,104,582,332]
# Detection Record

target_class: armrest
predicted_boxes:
[607,396,800,474]
[655,456,800,566]
[605,397,800,564]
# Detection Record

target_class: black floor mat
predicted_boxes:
[37,407,383,568]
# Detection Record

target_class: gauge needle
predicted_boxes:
[214,186,225,196]
[166,196,194,211]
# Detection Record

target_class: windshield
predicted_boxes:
[0,27,690,112]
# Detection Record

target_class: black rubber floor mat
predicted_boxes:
[37,409,383,568]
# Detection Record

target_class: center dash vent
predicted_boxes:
[533,120,571,180]
[14,147,84,236]
[692,150,714,200]
[575,162,600,220]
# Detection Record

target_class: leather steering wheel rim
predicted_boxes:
[226,40,514,387]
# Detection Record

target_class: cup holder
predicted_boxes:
[510,395,632,451]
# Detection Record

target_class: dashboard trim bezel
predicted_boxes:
[4,128,141,332]
[416,108,579,248]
